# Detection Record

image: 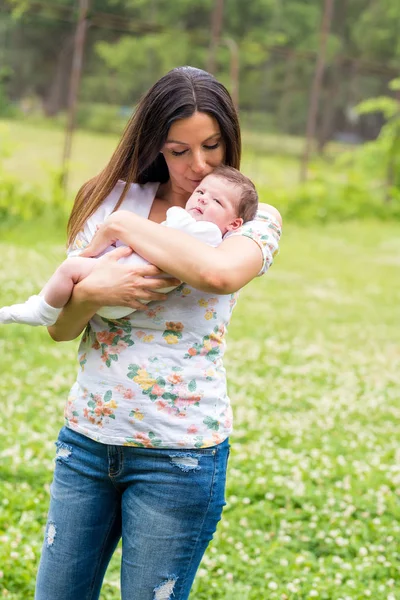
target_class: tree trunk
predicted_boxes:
[42,34,74,116]
[207,0,224,74]
[316,62,340,153]
[316,0,349,153]
[278,52,296,133]
[300,0,335,181]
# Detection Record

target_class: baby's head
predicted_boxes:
[185,166,258,235]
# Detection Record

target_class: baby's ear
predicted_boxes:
[226,217,243,232]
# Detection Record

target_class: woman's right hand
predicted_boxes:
[75,246,181,311]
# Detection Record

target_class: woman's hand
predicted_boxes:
[75,246,181,311]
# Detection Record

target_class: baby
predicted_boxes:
[0,166,258,327]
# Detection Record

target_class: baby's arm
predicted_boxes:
[79,211,136,258]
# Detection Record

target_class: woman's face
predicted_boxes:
[161,112,225,197]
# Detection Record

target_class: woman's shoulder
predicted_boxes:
[112,180,160,214]
[257,203,283,228]
[69,181,160,252]
[90,180,160,224]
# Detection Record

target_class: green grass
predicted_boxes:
[1,219,400,599]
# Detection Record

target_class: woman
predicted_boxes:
[35,66,281,600]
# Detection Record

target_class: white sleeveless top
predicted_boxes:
[66,181,281,448]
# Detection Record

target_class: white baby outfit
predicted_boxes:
[96,205,223,319]
[64,180,281,449]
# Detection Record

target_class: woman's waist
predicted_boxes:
[75,358,226,390]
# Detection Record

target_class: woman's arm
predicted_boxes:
[47,287,101,342]
[48,246,181,342]
[92,210,281,295]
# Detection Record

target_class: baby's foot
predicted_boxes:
[0,295,62,327]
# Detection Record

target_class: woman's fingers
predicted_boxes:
[77,248,181,309]
[102,246,133,260]
[127,299,151,311]
[98,251,181,287]
[131,264,163,276]
[128,264,181,289]
[140,277,181,290]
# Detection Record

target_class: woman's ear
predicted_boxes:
[226,217,243,232]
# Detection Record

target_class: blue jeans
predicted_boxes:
[35,426,230,600]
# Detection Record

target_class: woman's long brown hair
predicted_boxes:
[67,66,241,247]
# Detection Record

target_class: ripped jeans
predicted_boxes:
[35,426,230,600]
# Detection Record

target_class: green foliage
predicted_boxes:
[0,76,16,119]
[354,80,400,193]
[267,78,400,224]
[3,0,400,140]
[268,170,400,224]
[266,148,400,224]
[76,103,128,135]
[0,127,68,226]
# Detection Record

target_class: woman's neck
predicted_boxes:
[157,180,190,208]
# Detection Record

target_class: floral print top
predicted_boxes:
[65,181,281,448]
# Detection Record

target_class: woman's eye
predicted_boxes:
[171,149,188,156]
[204,142,220,151]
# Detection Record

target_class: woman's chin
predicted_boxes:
[186,178,203,191]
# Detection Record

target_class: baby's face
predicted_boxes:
[185,174,243,234]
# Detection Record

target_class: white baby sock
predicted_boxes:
[0,295,62,327]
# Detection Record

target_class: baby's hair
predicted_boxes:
[210,165,258,223]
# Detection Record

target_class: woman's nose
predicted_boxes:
[191,151,207,175]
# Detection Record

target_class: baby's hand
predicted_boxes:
[80,222,119,258]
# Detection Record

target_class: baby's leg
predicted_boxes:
[41,256,96,307]
[0,257,95,327]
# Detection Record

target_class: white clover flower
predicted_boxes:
[377,555,386,563]
[268,581,278,590]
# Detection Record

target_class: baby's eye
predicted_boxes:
[197,190,204,195]
[214,198,222,205]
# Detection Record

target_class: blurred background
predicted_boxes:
[1,0,400,224]
[1,4,400,598]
